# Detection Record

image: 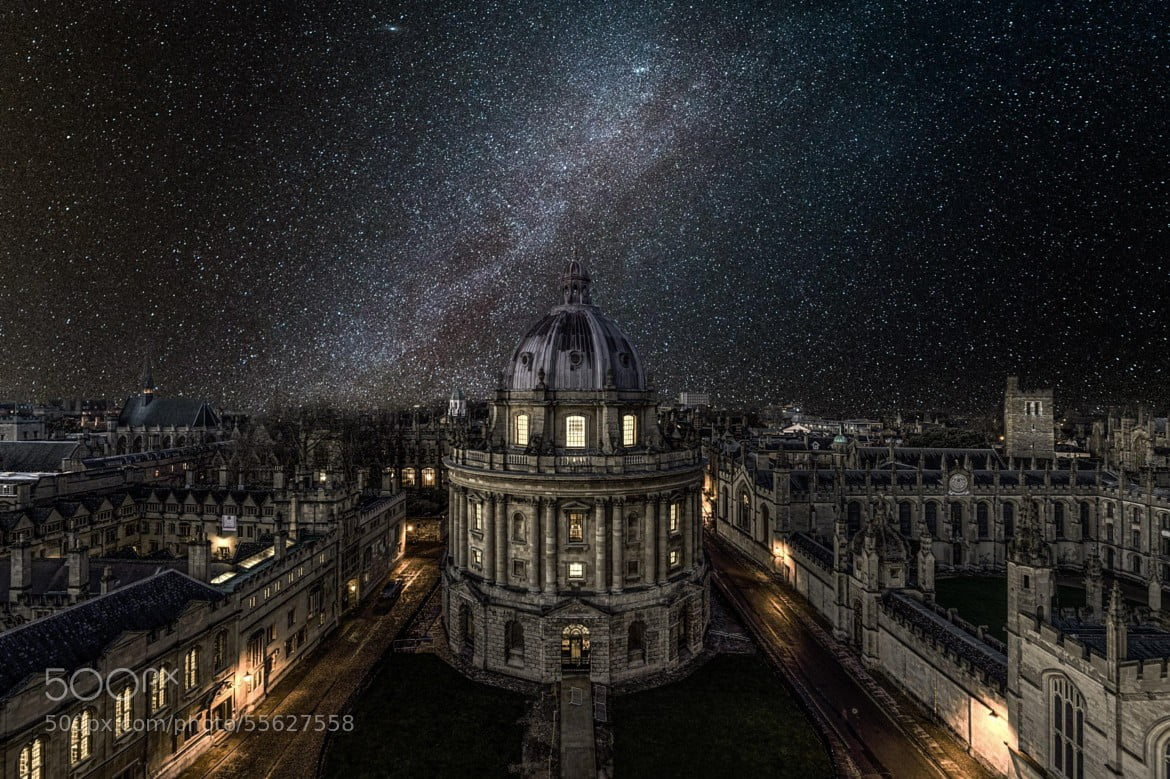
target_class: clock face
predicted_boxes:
[949,473,969,494]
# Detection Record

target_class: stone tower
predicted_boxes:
[443,260,708,684]
[1003,376,1054,460]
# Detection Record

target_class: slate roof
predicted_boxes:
[116,395,219,429]
[1051,618,1170,661]
[882,591,1008,687]
[0,558,187,602]
[856,446,1005,470]
[789,532,834,569]
[0,441,81,473]
[0,569,224,700]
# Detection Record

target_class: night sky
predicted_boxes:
[2,1,1167,413]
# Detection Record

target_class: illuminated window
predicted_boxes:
[70,710,92,764]
[401,468,416,487]
[19,737,43,779]
[114,687,132,737]
[622,414,637,447]
[568,512,586,543]
[150,666,168,712]
[568,562,585,579]
[566,415,586,448]
[471,548,482,568]
[669,550,680,568]
[1051,676,1084,779]
[669,502,680,533]
[472,503,483,531]
[514,414,530,447]
[422,467,436,487]
[184,648,199,690]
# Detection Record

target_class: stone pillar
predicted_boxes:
[528,502,542,595]
[695,489,705,565]
[593,499,607,593]
[656,496,669,585]
[644,497,657,585]
[495,495,508,583]
[683,489,695,570]
[454,489,466,569]
[611,498,624,592]
[543,499,557,595]
[484,494,496,583]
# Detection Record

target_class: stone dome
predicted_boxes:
[503,261,646,392]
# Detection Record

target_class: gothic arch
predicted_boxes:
[1143,717,1170,779]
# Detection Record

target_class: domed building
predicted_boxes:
[443,261,708,683]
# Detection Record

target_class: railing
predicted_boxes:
[449,447,703,476]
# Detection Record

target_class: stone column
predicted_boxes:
[644,497,657,585]
[543,499,557,595]
[683,489,695,570]
[611,498,624,592]
[495,495,508,583]
[454,489,466,569]
[528,502,542,595]
[593,498,607,593]
[484,494,496,583]
[656,496,669,584]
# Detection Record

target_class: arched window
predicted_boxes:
[114,685,133,737]
[70,709,93,764]
[1050,675,1084,779]
[19,737,43,779]
[422,467,436,487]
[213,630,229,671]
[977,503,989,539]
[1079,502,1091,539]
[738,492,751,532]
[401,467,416,487]
[1055,503,1066,538]
[847,501,861,534]
[1003,503,1015,539]
[150,666,168,712]
[622,414,637,447]
[504,619,524,663]
[628,621,646,664]
[925,503,938,537]
[184,647,199,690]
[898,502,912,536]
[511,513,526,542]
[1133,555,1142,574]
[514,414,530,447]
[1106,503,1115,519]
[949,502,963,533]
[565,415,586,448]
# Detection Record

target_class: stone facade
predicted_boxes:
[1004,376,1055,461]
[443,262,708,684]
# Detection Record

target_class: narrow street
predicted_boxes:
[707,536,996,779]
[179,542,442,779]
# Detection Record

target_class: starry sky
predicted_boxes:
[1,1,1167,413]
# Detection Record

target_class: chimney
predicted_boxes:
[273,465,285,490]
[100,565,115,595]
[67,541,90,601]
[188,538,210,582]
[9,542,32,603]
[274,519,288,562]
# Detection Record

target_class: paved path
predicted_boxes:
[707,535,997,779]
[179,542,442,779]
[559,674,598,779]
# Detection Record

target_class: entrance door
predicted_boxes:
[561,624,591,669]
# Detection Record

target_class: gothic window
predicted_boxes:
[568,512,586,543]
[847,501,861,534]
[627,621,647,664]
[114,685,133,737]
[504,619,524,662]
[514,414,530,447]
[1050,676,1084,779]
[949,502,963,533]
[422,467,436,487]
[565,415,586,448]
[1106,503,1115,520]
[925,503,938,537]
[512,513,526,542]
[1055,503,1066,538]
[1003,503,1015,539]
[977,503,989,539]
[70,709,92,764]
[184,647,199,690]
[739,492,752,532]
[18,737,43,779]
[401,467,416,487]
[1080,503,1091,539]
[898,502,912,536]
[760,505,770,538]
[622,414,637,447]
[149,666,168,712]
[1106,523,1115,543]
[1163,736,1170,779]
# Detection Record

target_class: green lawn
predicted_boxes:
[322,652,529,778]
[934,577,1087,643]
[612,654,831,778]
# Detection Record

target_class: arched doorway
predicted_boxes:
[561,624,590,669]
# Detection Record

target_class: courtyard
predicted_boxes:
[934,575,1086,643]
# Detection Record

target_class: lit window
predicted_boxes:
[566,416,586,448]
[1051,676,1084,779]
[568,562,585,579]
[472,503,483,531]
[568,512,586,543]
[669,503,680,533]
[402,468,416,487]
[114,687,132,737]
[422,467,436,487]
[471,548,482,568]
[150,667,168,712]
[19,737,43,779]
[515,414,530,447]
[184,648,199,690]
[70,710,92,764]
[669,550,680,568]
[622,414,637,447]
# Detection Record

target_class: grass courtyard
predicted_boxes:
[322,652,529,779]
[934,576,1086,643]
[612,654,831,778]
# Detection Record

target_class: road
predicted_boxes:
[707,536,996,779]
[179,542,442,779]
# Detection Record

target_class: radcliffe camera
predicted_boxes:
[1,2,1167,779]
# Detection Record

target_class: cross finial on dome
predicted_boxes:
[562,253,592,305]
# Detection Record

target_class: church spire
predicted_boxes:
[139,357,155,396]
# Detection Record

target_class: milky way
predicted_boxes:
[1,1,1167,413]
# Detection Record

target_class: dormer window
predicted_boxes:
[566,416,586,449]
[514,414,530,447]
[622,414,637,447]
